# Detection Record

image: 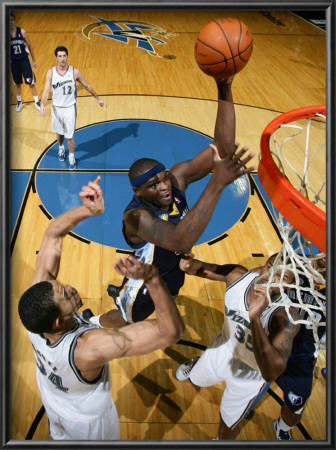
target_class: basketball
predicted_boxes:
[194,17,253,79]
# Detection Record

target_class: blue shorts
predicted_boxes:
[276,353,316,413]
[11,57,36,85]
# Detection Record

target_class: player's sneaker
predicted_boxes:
[69,156,76,170]
[58,147,65,162]
[16,101,23,112]
[35,101,41,111]
[272,419,292,440]
[175,356,200,381]
[82,308,94,321]
[107,284,121,299]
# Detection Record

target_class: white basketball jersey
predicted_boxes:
[27,313,113,422]
[51,65,77,107]
[222,271,289,371]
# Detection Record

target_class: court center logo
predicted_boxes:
[82,16,177,57]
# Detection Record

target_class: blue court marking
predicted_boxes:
[11,171,31,235]
[36,172,250,249]
[34,119,250,249]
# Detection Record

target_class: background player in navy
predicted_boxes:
[10,13,40,112]
[273,254,326,440]
[106,76,257,327]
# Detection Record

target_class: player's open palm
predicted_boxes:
[211,143,256,187]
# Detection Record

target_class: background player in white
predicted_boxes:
[175,253,300,440]
[18,176,185,440]
[40,46,104,170]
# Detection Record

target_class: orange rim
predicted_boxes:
[258,105,326,253]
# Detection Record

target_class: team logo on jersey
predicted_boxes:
[82,16,177,57]
[169,202,180,216]
[288,391,303,406]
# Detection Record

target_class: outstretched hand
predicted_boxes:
[79,175,105,216]
[114,255,158,282]
[210,142,256,188]
[179,252,203,275]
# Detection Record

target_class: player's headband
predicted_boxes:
[130,163,166,188]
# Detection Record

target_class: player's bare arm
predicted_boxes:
[75,255,185,380]
[75,68,104,106]
[179,254,245,283]
[40,69,52,116]
[21,28,38,67]
[31,177,104,286]
[250,293,300,381]
[170,77,242,190]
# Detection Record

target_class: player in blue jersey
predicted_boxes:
[272,254,326,440]
[106,76,257,326]
[10,13,40,112]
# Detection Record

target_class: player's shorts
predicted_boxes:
[52,104,77,139]
[276,351,316,413]
[189,331,268,429]
[45,401,120,440]
[11,57,36,85]
[115,276,180,323]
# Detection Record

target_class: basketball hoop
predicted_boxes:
[257,106,326,349]
[258,105,326,253]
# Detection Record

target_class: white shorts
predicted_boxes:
[189,331,268,429]
[45,401,120,440]
[51,103,77,139]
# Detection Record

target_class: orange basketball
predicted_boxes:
[194,17,253,79]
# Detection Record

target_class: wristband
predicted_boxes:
[89,315,102,328]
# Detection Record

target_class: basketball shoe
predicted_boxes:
[272,418,292,440]
[69,155,76,170]
[175,356,200,381]
[16,101,23,112]
[58,146,65,162]
[35,101,41,111]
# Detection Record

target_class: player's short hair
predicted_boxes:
[129,158,161,182]
[11,12,15,19]
[18,281,61,334]
[54,46,68,56]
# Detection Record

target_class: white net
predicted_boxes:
[257,108,326,349]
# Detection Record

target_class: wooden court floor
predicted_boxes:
[9,9,327,442]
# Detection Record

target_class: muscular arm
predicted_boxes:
[179,255,246,283]
[74,256,185,380]
[30,177,104,286]
[125,145,256,254]
[250,306,300,381]
[171,77,237,191]
[75,68,104,107]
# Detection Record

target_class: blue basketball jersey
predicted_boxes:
[122,185,189,295]
[11,27,28,62]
